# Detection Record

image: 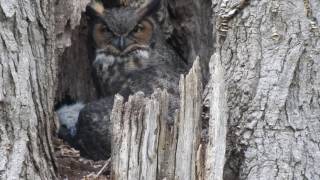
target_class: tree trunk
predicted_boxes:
[1,0,319,179]
[213,0,320,179]
[0,0,56,179]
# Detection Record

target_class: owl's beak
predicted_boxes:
[114,36,126,51]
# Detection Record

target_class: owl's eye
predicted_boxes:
[133,23,144,33]
[100,25,109,33]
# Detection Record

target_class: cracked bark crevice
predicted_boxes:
[216,0,250,45]
[303,0,319,33]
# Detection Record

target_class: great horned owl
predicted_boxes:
[87,0,185,97]
[70,0,187,160]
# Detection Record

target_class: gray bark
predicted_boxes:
[0,0,92,179]
[0,0,56,179]
[1,0,319,179]
[212,0,320,179]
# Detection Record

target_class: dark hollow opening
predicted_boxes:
[53,0,213,178]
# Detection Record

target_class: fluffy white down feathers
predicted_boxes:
[56,102,85,137]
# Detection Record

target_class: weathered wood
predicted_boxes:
[204,53,228,180]
[140,93,161,180]
[111,58,203,180]
[175,57,203,180]
[55,0,90,50]
[157,91,177,180]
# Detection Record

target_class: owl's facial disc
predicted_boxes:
[93,17,154,57]
[89,0,160,74]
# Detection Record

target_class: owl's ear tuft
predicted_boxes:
[86,0,105,18]
[136,0,161,19]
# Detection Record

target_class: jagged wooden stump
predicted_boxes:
[110,58,205,180]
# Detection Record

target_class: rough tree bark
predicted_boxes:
[212,0,320,179]
[1,0,319,179]
[0,0,92,179]
[0,0,56,179]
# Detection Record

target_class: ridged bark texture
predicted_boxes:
[0,0,56,179]
[213,0,320,179]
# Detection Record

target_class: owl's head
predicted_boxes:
[87,0,160,56]
[87,0,163,96]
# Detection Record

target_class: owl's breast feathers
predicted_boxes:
[92,46,184,97]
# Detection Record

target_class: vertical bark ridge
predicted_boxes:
[0,0,56,179]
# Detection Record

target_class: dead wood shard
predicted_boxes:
[111,57,204,180]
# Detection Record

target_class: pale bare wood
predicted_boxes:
[110,58,203,180]
[175,57,203,180]
[204,53,228,180]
